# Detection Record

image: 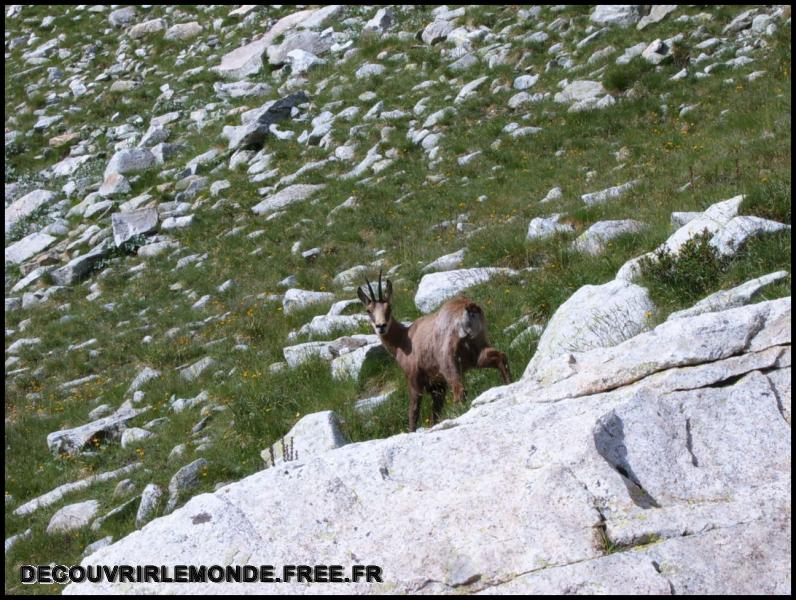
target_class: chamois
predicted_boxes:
[358,270,512,431]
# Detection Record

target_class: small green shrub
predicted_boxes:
[671,42,691,71]
[603,56,654,94]
[638,230,729,308]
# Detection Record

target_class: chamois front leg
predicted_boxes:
[477,347,513,384]
[407,380,422,432]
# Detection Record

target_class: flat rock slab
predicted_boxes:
[50,239,113,286]
[415,268,517,313]
[5,189,55,234]
[47,500,100,534]
[111,207,159,247]
[668,271,789,321]
[5,232,57,265]
[47,401,144,456]
[572,219,645,255]
[251,184,325,215]
[214,8,320,79]
[282,288,335,315]
[422,248,466,273]
[580,180,639,206]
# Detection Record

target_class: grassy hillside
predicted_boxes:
[4,5,790,593]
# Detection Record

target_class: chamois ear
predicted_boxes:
[357,285,371,306]
[383,279,393,302]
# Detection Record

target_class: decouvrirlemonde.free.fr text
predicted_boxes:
[21,564,384,585]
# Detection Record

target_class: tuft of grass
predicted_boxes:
[740,177,791,224]
[603,56,655,94]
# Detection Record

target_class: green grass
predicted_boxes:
[4,5,792,594]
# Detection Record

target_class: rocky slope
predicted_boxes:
[65,296,791,593]
[4,5,791,593]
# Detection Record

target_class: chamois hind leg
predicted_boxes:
[477,347,513,384]
[430,383,447,425]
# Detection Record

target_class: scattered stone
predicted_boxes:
[422,248,467,273]
[251,184,325,215]
[165,458,208,513]
[84,536,114,557]
[5,189,56,235]
[590,5,641,28]
[121,428,153,449]
[180,357,216,382]
[572,220,645,255]
[112,208,159,248]
[282,288,335,315]
[164,22,203,41]
[136,484,163,528]
[525,279,655,376]
[580,180,639,206]
[47,500,100,534]
[5,232,57,265]
[527,214,575,241]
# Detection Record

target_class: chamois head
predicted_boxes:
[357,269,393,336]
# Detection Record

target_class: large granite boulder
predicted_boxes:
[65,298,791,594]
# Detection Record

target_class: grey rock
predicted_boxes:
[527,214,574,240]
[46,401,145,457]
[251,184,325,215]
[260,410,348,468]
[590,5,642,28]
[63,299,790,595]
[164,22,203,41]
[83,536,114,557]
[112,208,159,248]
[47,500,100,534]
[330,343,387,380]
[14,463,142,518]
[637,5,678,30]
[581,180,639,206]
[180,357,216,382]
[363,8,393,35]
[104,148,155,179]
[128,18,167,39]
[572,219,645,255]
[283,288,336,315]
[136,484,163,528]
[98,173,131,197]
[5,232,57,265]
[121,427,153,449]
[5,189,56,234]
[421,19,454,45]
[5,528,32,554]
[415,268,518,313]
[422,248,467,273]
[668,271,790,321]
[50,239,113,286]
[165,459,209,513]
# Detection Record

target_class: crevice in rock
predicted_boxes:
[763,372,789,425]
[741,308,770,351]
[685,418,699,467]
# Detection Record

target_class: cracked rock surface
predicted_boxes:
[65,297,791,594]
